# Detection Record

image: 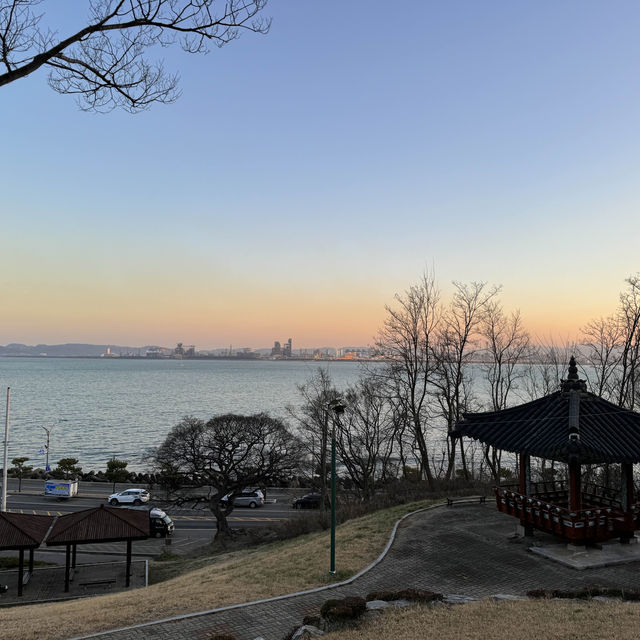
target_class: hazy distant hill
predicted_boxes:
[0,343,144,357]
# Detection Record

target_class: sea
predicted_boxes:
[0,357,366,473]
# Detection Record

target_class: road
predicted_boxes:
[0,479,311,565]
[3,479,300,529]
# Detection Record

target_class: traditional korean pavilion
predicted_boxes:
[455,357,640,544]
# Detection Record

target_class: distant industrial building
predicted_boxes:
[271,338,292,358]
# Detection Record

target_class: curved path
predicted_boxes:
[76,504,640,640]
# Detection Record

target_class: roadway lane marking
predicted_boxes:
[7,509,64,516]
[171,514,285,522]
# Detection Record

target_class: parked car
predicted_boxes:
[221,489,264,508]
[108,488,150,506]
[149,508,174,537]
[292,492,322,509]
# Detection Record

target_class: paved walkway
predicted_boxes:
[0,561,148,606]
[76,504,640,640]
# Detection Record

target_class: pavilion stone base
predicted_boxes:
[530,537,640,570]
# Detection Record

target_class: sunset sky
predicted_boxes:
[2,1,640,349]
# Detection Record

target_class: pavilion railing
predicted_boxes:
[499,481,625,509]
[494,486,631,543]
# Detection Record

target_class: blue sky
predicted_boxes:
[2,1,639,348]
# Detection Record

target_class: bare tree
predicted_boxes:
[432,281,499,480]
[154,413,301,540]
[480,302,531,482]
[580,275,640,409]
[287,368,340,510]
[0,1,270,111]
[520,342,573,401]
[337,377,398,501]
[615,275,640,409]
[374,272,441,487]
[581,314,623,399]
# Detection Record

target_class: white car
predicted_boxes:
[108,488,150,506]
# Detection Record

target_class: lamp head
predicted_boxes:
[329,399,346,414]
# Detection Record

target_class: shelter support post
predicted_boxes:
[17,549,24,597]
[65,544,71,592]
[125,539,132,587]
[620,463,635,543]
[72,543,77,569]
[28,548,34,574]
[568,460,582,513]
[518,453,533,537]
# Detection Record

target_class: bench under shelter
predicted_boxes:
[46,505,150,591]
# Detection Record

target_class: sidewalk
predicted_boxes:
[74,503,640,640]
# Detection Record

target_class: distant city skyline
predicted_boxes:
[3,2,640,349]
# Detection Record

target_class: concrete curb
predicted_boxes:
[71,502,445,639]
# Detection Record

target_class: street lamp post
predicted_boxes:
[1,387,10,513]
[329,399,345,576]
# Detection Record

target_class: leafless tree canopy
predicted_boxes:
[0,0,269,111]
[581,274,640,409]
[154,413,301,538]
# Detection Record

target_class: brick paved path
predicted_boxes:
[78,504,640,640]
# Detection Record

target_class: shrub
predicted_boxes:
[320,596,367,622]
[341,596,366,615]
[394,588,442,603]
[366,589,441,603]
[320,599,344,617]
[366,590,396,602]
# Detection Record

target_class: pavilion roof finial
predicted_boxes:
[561,356,586,392]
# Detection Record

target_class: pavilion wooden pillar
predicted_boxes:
[28,548,34,574]
[567,387,582,515]
[518,453,533,536]
[125,539,132,587]
[64,544,71,592]
[621,462,635,542]
[568,460,582,512]
[72,543,77,569]
[17,549,24,597]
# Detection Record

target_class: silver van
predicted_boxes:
[222,489,264,508]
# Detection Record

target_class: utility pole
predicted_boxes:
[1,387,10,512]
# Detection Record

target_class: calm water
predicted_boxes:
[0,358,364,472]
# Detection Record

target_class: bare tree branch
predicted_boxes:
[0,0,270,111]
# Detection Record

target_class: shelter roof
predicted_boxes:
[0,513,54,550]
[455,360,640,464]
[46,505,149,546]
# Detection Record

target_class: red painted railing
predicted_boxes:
[494,486,635,543]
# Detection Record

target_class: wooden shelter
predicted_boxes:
[46,505,149,591]
[0,513,54,596]
[455,357,640,545]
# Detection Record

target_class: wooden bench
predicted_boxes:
[446,495,486,507]
[79,579,116,587]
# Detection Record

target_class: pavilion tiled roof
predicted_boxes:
[456,387,640,464]
[0,513,54,550]
[46,505,149,546]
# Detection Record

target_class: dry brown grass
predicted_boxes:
[0,500,437,640]
[324,599,640,640]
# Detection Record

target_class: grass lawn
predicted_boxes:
[0,500,439,640]
[324,599,640,640]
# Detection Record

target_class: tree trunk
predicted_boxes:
[211,499,235,541]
